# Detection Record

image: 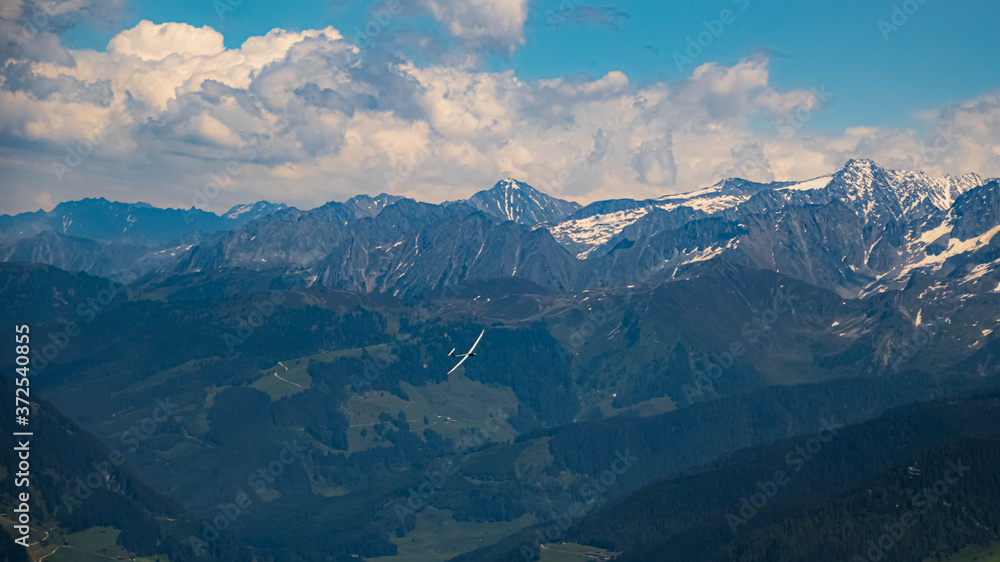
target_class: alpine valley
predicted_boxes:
[3,159,1000,562]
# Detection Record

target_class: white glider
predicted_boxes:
[447,329,485,375]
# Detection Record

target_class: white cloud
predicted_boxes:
[420,0,529,55]
[633,136,677,186]
[107,20,225,61]
[1,18,999,216]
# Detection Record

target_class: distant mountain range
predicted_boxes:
[0,198,288,245]
[3,160,998,301]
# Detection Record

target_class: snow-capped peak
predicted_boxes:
[460,178,581,226]
[826,159,984,221]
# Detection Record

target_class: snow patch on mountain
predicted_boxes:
[223,204,256,219]
[778,175,833,192]
[658,194,748,214]
[899,224,1000,278]
[549,208,651,258]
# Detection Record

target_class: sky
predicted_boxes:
[1,0,999,214]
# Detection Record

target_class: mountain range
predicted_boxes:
[5,160,1000,561]
[3,160,998,301]
[0,198,288,245]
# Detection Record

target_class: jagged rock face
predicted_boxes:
[951,180,1000,241]
[173,207,355,273]
[313,211,578,297]
[343,193,405,219]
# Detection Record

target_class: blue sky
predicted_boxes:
[2,0,998,213]
[60,0,1000,134]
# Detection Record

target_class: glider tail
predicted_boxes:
[448,348,456,357]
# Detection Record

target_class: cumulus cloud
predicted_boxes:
[0,15,999,216]
[107,20,225,61]
[5,0,127,33]
[0,0,125,65]
[420,0,529,55]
